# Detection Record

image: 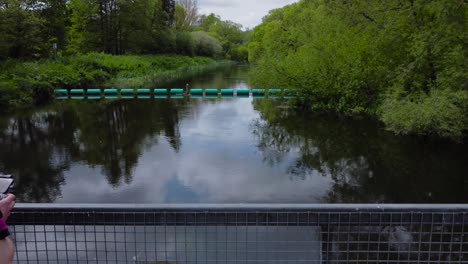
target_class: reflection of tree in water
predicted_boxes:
[75,100,183,186]
[0,99,187,202]
[251,99,468,203]
[0,113,70,202]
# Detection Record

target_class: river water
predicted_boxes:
[0,65,467,203]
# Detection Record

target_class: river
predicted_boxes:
[0,65,466,203]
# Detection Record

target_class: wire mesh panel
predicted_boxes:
[8,204,468,264]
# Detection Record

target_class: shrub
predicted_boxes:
[380,89,468,140]
[190,32,223,57]
[230,45,248,62]
[175,32,194,56]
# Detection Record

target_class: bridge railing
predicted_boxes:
[8,204,468,263]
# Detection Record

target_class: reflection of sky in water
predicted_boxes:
[57,99,332,203]
[4,65,465,203]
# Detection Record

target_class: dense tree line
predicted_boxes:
[0,0,249,60]
[249,0,467,139]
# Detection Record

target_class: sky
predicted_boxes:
[197,0,299,29]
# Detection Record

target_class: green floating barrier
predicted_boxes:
[154,89,167,98]
[170,89,184,95]
[70,89,84,95]
[86,89,101,96]
[252,89,266,96]
[221,89,234,95]
[104,89,118,95]
[205,89,218,98]
[268,89,282,95]
[205,89,218,95]
[54,89,68,97]
[236,89,249,97]
[121,89,135,96]
[190,89,203,95]
[137,95,151,99]
[56,96,68,100]
[137,89,151,95]
[87,96,101,100]
[154,89,167,94]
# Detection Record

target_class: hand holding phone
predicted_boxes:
[0,175,14,197]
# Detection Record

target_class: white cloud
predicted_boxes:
[198,0,299,29]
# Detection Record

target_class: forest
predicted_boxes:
[0,0,249,110]
[0,0,249,59]
[248,0,467,140]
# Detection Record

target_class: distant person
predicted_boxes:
[0,194,15,264]
[185,83,190,96]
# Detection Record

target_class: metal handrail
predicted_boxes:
[9,203,468,263]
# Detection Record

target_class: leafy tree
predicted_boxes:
[39,0,68,49]
[66,0,99,54]
[0,0,47,59]
[174,0,198,30]
[197,13,220,32]
[249,0,467,139]
[161,0,175,26]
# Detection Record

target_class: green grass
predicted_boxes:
[0,53,230,111]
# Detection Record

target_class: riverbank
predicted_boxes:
[247,1,467,141]
[0,54,230,112]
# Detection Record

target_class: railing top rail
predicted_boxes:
[14,203,468,212]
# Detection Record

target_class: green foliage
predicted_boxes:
[190,32,223,57]
[249,0,468,139]
[0,54,222,110]
[196,13,249,59]
[0,0,48,59]
[174,32,195,56]
[381,90,467,140]
[0,0,248,61]
[230,45,249,62]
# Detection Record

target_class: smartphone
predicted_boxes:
[0,178,14,194]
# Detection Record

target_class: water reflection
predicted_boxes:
[0,65,466,204]
[251,99,468,203]
[0,113,67,202]
[0,100,189,202]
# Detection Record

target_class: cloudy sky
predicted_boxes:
[198,0,299,29]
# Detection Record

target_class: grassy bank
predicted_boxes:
[0,53,229,111]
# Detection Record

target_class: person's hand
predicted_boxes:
[0,194,16,221]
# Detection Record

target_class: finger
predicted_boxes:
[3,194,16,203]
[7,194,16,201]
[8,201,15,211]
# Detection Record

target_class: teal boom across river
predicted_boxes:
[54,88,295,99]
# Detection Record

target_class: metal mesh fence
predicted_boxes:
[8,204,468,264]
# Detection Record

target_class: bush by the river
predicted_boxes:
[190,32,224,58]
[0,54,222,111]
[248,0,467,140]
